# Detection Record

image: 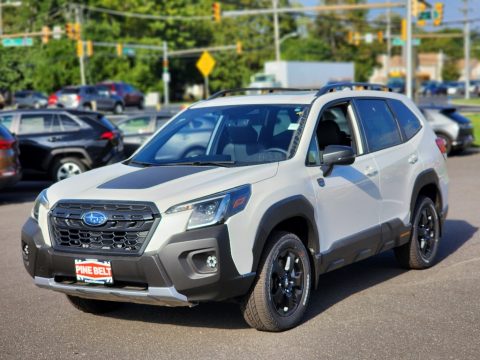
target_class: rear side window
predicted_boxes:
[19,114,56,134]
[62,88,80,94]
[388,100,422,140]
[355,99,402,152]
[59,115,81,131]
[0,115,14,131]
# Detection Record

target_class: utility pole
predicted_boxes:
[75,5,86,85]
[463,0,471,100]
[0,0,3,37]
[386,2,392,82]
[273,0,280,62]
[163,41,170,106]
[406,0,413,99]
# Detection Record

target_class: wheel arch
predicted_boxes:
[252,195,321,288]
[44,148,93,171]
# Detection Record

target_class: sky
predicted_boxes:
[299,0,480,30]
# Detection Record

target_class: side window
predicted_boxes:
[388,99,422,140]
[59,115,81,131]
[306,136,321,166]
[316,103,354,150]
[0,115,14,131]
[18,114,55,134]
[355,99,402,152]
[118,117,150,135]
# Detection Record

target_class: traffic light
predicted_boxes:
[417,2,427,27]
[354,32,360,46]
[86,40,93,57]
[401,19,407,41]
[116,43,123,57]
[42,26,50,44]
[76,40,84,57]
[377,31,384,44]
[236,41,242,55]
[212,2,221,23]
[74,22,81,40]
[347,31,353,44]
[412,0,419,17]
[433,2,444,26]
[66,23,73,39]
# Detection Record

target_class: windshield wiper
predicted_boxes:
[128,160,155,167]
[156,160,236,167]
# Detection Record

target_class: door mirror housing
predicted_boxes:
[321,145,355,176]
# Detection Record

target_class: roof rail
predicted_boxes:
[208,87,316,100]
[316,82,391,96]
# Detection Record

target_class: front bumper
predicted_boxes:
[21,217,255,306]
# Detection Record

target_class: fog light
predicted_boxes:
[206,255,217,269]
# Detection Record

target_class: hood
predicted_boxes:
[46,162,278,213]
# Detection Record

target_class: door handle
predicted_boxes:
[47,136,60,142]
[364,166,378,177]
[408,154,418,164]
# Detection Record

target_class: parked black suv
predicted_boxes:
[0,109,124,182]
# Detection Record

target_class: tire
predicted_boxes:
[66,295,121,314]
[83,103,92,111]
[114,103,124,114]
[51,157,87,182]
[241,231,312,332]
[394,196,441,269]
[33,102,41,109]
[436,133,452,155]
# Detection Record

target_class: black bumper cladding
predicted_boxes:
[21,217,255,305]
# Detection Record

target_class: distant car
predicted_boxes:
[116,111,177,157]
[98,81,145,109]
[419,81,447,96]
[13,91,48,109]
[387,78,405,94]
[0,123,21,189]
[445,81,465,96]
[0,109,124,182]
[55,86,125,114]
[420,106,474,154]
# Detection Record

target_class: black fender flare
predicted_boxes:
[251,195,320,285]
[410,168,442,220]
[43,148,93,171]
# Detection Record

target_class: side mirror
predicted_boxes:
[321,145,355,176]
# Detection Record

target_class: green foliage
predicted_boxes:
[442,59,460,82]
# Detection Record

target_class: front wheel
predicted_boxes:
[114,103,124,114]
[394,196,441,269]
[241,232,312,332]
[51,157,86,182]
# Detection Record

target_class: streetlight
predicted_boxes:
[278,32,299,60]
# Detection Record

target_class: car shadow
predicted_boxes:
[100,219,477,330]
[449,147,480,157]
[0,181,51,205]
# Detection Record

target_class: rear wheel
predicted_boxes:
[66,295,121,314]
[114,103,124,114]
[241,231,312,332]
[83,103,92,111]
[51,157,86,182]
[394,196,441,269]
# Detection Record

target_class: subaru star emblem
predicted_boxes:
[82,211,108,227]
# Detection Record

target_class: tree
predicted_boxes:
[442,59,460,82]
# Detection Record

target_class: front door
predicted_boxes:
[305,100,381,269]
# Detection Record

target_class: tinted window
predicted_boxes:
[389,99,422,140]
[61,88,80,94]
[59,115,81,131]
[119,117,150,135]
[19,114,55,134]
[155,116,170,129]
[0,115,14,131]
[356,99,402,152]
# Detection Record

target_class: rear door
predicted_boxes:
[354,98,418,227]
[17,113,58,171]
[306,100,381,258]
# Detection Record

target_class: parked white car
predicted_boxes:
[22,83,449,331]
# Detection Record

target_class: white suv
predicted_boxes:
[21,84,449,331]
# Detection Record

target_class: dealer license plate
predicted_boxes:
[75,259,113,284]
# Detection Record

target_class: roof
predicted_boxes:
[190,93,318,108]
[0,108,104,116]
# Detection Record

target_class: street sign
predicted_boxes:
[123,47,135,57]
[196,51,216,78]
[1,38,33,47]
[418,10,432,20]
[392,38,421,47]
[53,26,62,40]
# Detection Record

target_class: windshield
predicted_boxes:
[130,104,309,167]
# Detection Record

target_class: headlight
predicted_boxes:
[166,185,251,230]
[31,189,50,221]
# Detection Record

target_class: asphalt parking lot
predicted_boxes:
[1,151,479,360]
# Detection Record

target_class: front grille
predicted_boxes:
[50,201,160,255]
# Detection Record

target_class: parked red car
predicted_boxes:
[0,123,21,189]
[97,81,144,109]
